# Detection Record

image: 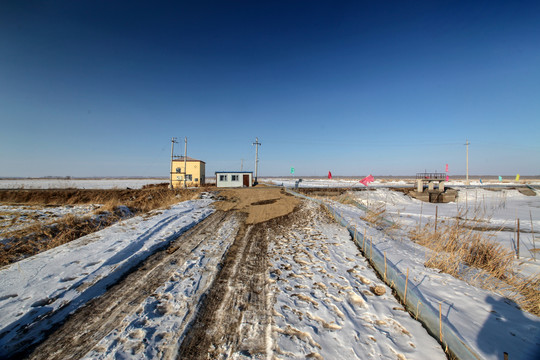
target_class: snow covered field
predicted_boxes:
[269,202,445,359]
[1,182,538,359]
[0,204,101,238]
[0,178,167,189]
[320,189,540,360]
[348,187,540,264]
[0,199,214,357]
[265,177,540,188]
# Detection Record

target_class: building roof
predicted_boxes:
[215,171,253,174]
[172,156,205,163]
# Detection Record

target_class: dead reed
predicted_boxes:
[0,187,211,267]
[0,212,122,266]
[409,213,540,316]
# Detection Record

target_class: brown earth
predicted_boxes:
[213,186,300,224]
[13,186,303,359]
[0,188,208,212]
[177,208,302,359]
[0,187,211,267]
[25,211,239,360]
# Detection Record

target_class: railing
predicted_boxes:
[416,173,446,180]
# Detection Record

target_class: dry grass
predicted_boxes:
[0,187,213,267]
[409,214,540,316]
[0,212,122,266]
[0,187,213,212]
[360,204,388,228]
[327,191,540,315]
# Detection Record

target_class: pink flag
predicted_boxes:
[328,171,332,179]
[445,164,448,172]
[446,175,449,181]
[360,174,374,186]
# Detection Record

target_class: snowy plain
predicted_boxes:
[0,178,168,190]
[0,199,214,357]
[265,177,540,188]
[1,178,539,359]
[321,189,540,360]
[0,204,101,238]
[269,201,445,359]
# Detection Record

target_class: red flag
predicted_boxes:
[360,174,374,186]
[446,175,449,181]
[328,171,332,179]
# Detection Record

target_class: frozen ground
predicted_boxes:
[269,201,445,359]
[324,189,540,360]
[1,183,539,359]
[265,177,540,188]
[0,204,101,237]
[0,199,213,357]
[0,178,167,189]
[349,187,540,264]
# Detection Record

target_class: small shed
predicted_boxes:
[171,157,205,188]
[215,171,253,188]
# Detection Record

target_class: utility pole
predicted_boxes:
[184,137,188,189]
[465,139,470,185]
[252,137,261,185]
[170,137,178,189]
[241,158,244,171]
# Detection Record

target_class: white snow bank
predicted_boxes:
[264,177,540,188]
[82,214,240,359]
[270,202,446,360]
[265,178,409,188]
[0,199,214,357]
[326,197,540,360]
[351,188,540,262]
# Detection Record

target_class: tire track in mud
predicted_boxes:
[178,207,300,359]
[24,210,237,360]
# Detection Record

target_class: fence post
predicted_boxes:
[384,252,387,282]
[517,218,520,259]
[434,205,438,233]
[439,303,443,342]
[404,268,409,304]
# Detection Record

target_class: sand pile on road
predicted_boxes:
[213,187,299,224]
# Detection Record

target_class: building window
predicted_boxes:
[176,167,182,173]
[219,174,227,181]
[231,175,239,181]
[195,178,198,182]
[185,174,192,181]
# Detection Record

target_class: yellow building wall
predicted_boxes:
[171,160,205,188]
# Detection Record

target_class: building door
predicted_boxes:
[243,174,250,187]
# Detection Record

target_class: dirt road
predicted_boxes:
[21,187,300,359]
[17,187,445,359]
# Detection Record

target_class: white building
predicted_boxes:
[215,171,253,188]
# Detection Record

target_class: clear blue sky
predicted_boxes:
[1,1,539,177]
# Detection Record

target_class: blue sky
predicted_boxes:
[1,1,539,177]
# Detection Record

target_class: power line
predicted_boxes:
[252,137,261,184]
[169,137,178,189]
[465,139,470,185]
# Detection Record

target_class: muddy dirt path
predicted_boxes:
[178,210,298,359]
[25,211,238,360]
[20,187,300,359]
